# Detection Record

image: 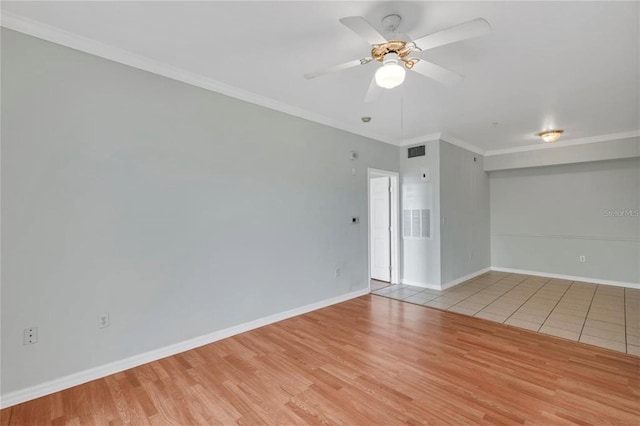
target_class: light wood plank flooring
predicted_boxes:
[2,295,639,425]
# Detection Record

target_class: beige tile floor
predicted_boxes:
[372,271,640,355]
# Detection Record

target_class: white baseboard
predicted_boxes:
[490,267,640,289]
[441,267,492,290]
[0,288,369,409]
[401,279,441,290]
[402,268,491,291]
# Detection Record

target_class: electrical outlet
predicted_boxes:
[98,313,110,329]
[23,327,38,345]
[579,255,586,263]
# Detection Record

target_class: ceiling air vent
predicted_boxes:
[408,145,425,158]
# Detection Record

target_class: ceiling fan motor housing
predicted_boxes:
[371,40,418,69]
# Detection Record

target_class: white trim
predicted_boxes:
[389,174,400,285]
[0,11,395,146]
[3,11,637,155]
[439,134,486,156]
[367,168,400,286]
[0,288,368,409]
[491,232,639,243]
[484,130,640,156]
[397,133,486,156]
[397,133,442,147]
[397,130,639,157]
[441,267,491,290]
[401,279,441,290]
[490,267,639,289]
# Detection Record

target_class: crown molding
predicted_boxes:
[396,132,486,156]
[439,133,486,155]
[484,130,640,156]
[3,11,637,157]
[398,129,639,158]
[1,11,397,146]
[396,133,442,147]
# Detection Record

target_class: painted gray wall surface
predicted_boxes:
[399,141,441,287]
[485,137,640,171]
[1,29,399,395]
[490,158,640,284]
[439,142,491,284]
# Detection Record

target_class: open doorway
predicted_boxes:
[368,168,400,292]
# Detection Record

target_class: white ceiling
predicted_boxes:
[2,1,639,153]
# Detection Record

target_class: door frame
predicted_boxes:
[367,168,400,289]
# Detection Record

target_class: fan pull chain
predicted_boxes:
[400,90,404,144]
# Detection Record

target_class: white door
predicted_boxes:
[370,176,391,282]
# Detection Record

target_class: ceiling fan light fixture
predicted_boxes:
[537,129,564,143]
[375,55,406,89]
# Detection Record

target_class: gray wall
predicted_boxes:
[490,158,640,284]
[485,137,640,171]
[1,29,399,395]
[399,141,441,287]
[440,142,491,284]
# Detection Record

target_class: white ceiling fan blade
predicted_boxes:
[364,75,382,103]
[304,57,372,80]
[412,18,491,52]
[339,16,387,45]
[410,60,463,86]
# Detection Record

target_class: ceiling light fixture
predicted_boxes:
[537,129,564,143]
[374,54,406,89]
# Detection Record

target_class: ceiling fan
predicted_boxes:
[304,14,491,101]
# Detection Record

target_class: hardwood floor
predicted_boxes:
[2,295,639,425]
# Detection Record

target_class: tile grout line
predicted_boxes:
[376,274,636,355]
[376,282,443,301]
[535,281,575,333]
[487,275,544,314]
[481,276,550,322]
[370,283,393,295]
[378,275,498,306]
[376,275,494,303]
[503,277,555,329]
[423,276,501,308]
[448,273,555,318]
[400,290,439,303]
[443,273,525,314]
[380,274,496,304]
[577,283,599,343]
